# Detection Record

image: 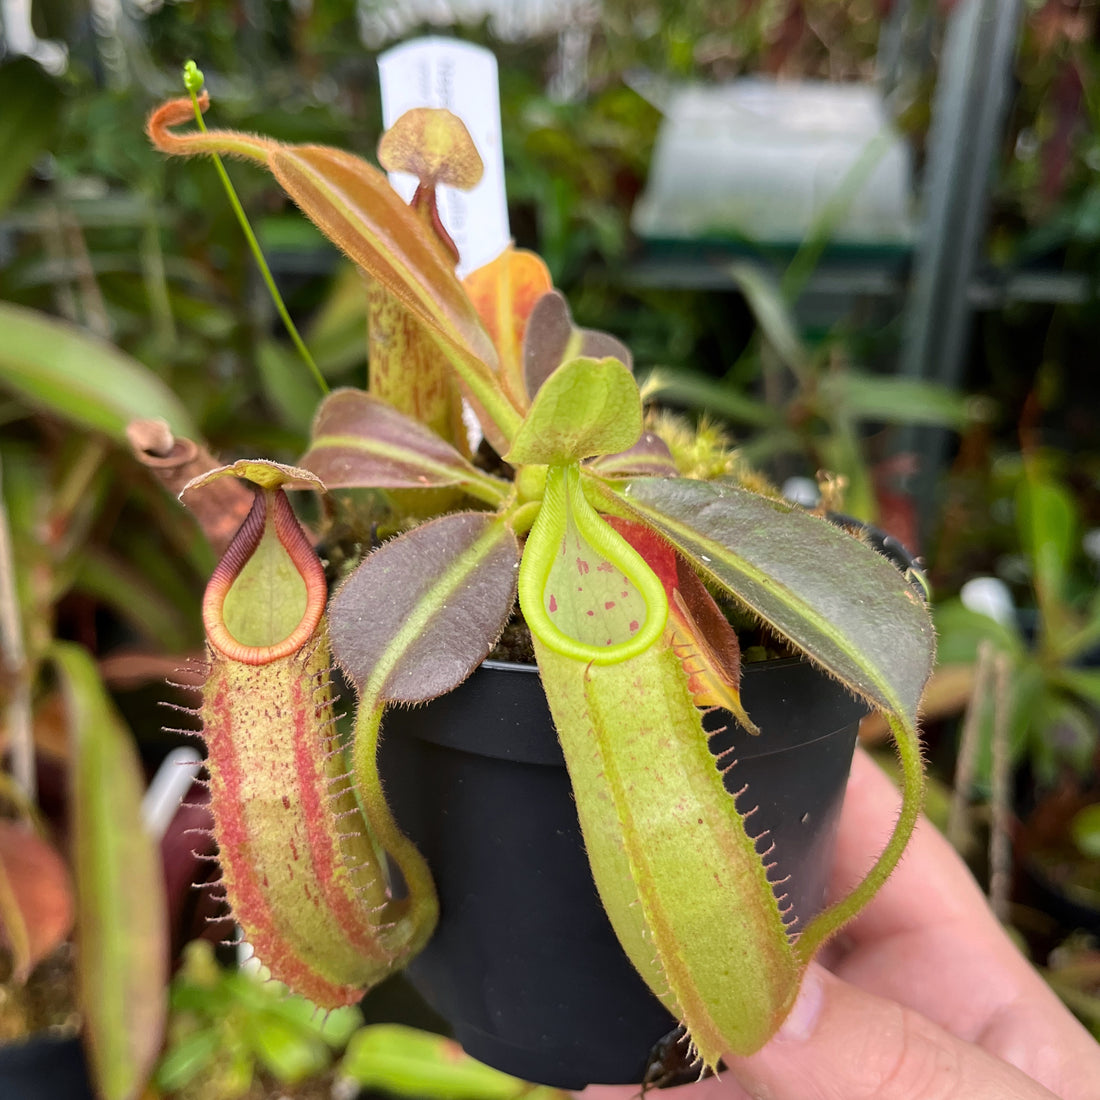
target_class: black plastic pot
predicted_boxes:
[379,656,868,1088]
[0,1034,94,1100]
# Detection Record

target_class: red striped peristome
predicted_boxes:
[197,475,436,1007]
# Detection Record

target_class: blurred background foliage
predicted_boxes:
[1,0,1100,1092]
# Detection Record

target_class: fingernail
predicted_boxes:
[776,965,825,1041]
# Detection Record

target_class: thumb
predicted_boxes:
[722,963,1060,1100]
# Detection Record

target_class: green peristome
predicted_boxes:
[518,464,666,665]
[534,637,800,1067]
[505,356,642,466]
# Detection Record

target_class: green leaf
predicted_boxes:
[330,512,519,703]
[341,1025,531,1100]
[301,388,508,505]
[256,339,321,437]
[642,369,781,429]
[932,599,1025,665]
[600,475,935,723]
[53,642,168,1100]
[1057,668,1100,711]
[819,371,971,429]
[154,1027,222,1092]
[729,261,811,383]
[1017,468,1077,630]
[505,357,642,465]
[0,302,197,441]
[0,58,63,215]
[244,1011,331,1084]
[1071,804,1100,860]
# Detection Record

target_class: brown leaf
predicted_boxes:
[127,420,252,557]
[523,290,633,401]
[301,388,496,491]
[330,512,519,703]
[0,820,75,983]
[377,108,483,190]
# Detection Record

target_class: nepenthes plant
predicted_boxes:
[146,66,934,1075]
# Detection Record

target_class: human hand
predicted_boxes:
[586,749,1100,1100]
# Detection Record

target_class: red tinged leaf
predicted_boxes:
[330,512,519,703]
[523,290,633,402]
[300,388,508,504]
[0,821,75,983]
[462,247,553,409]
[606,517,759,734]
[588,431,680,479]
[377,108,483,190]
[147,99,521,446]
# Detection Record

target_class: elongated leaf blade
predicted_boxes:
[266,147,511,425]
[54,642,168,1100]
[0,302,197,441]
[603,476,934,722]
[643,369,780,429]
[729,261,811,382]
[302,388,502,492]
[330,513,519,702]
[820,371,970,429]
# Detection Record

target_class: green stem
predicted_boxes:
[186,88,329,398]
[352,699,438,959]
[794,712,925,965]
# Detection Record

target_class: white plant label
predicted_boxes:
[378,37,511,277]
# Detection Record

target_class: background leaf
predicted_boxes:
[54,642,168,1100]
[0,302,197,441]
[0,821,75,983]
[819,370,971,429]
[0,57,63,215]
